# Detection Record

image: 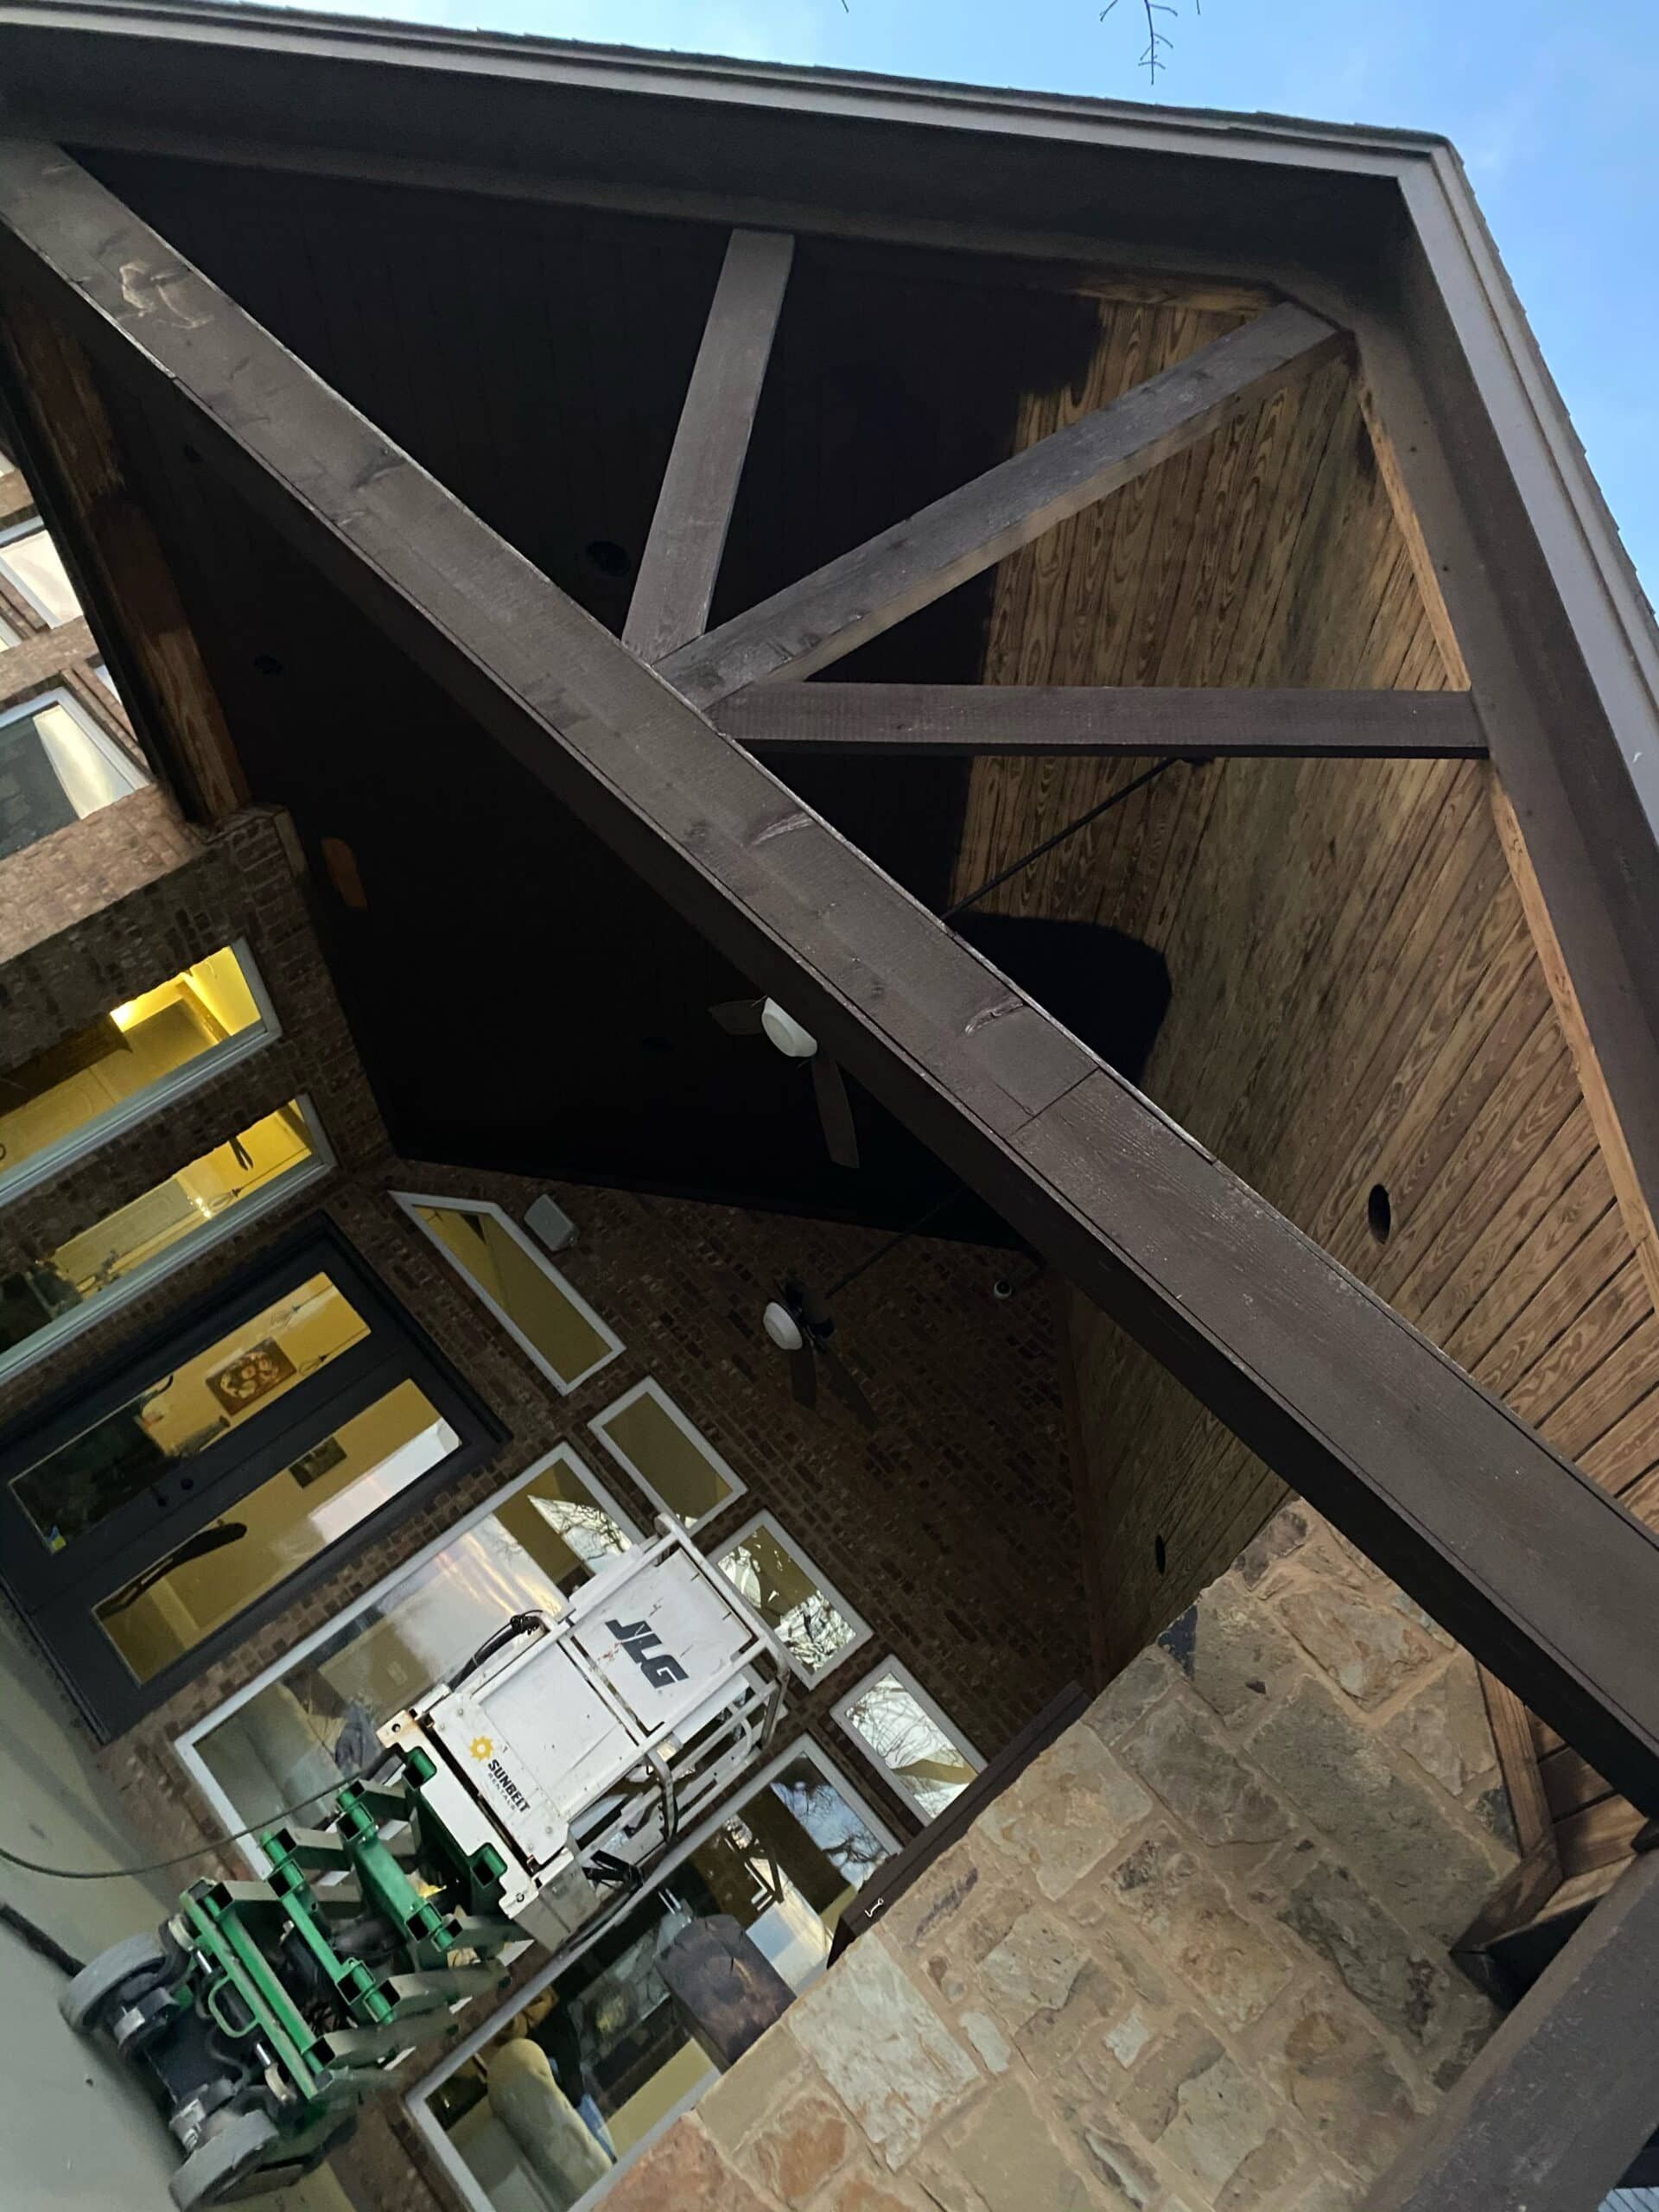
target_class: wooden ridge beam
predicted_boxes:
[1365,1846,1659,2212]
[713,683,1487,758]
[623,226,793,663]
[10,140,1659,1816]
[659,302,1345,709]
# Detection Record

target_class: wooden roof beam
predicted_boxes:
[1364,1843,1659,2212]
[713,683,1488,759]
[624,226,793,664]
[658,300,1346,709]
[0,289,247,821]
[7,139,1659,1821]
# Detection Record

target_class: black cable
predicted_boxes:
[824,1190,967,1301]
[0,1898,85,1976]
[0,1776,389,1883]
[941,756,1182,921]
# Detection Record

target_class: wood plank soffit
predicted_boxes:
[713,683,1488,757]
[8,139,1659,1817]
[659,300,1348,708]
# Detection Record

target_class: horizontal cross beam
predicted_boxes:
[659,301,1345,709]
[7,140,1659,1824]
[713,683,1488,758]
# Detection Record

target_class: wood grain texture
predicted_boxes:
[1363,1848,1659,2212]
[660,302,1345,707]
[715,683,1486,757]
[963,298,1659,1875]
[624,227,793,663]
[16,140,1659,1817]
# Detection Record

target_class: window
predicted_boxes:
[832,1657,983,1821]
[177,1445,642,1851]
[0,519,81,625]
[0,942,276,1203]
[0,1230,498,1733]
[0,690,146,859]
[397,1195,621,1394]
[588,1380,744,1533]
[410,1738,895,2212]
[710,1510,870,1685]
[0,1096,329,1386]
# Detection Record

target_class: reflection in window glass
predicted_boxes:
[10,1271,368,1556]
[0,522,81,624]
[714,1513,868,1683]
[0,1099,325,1383]
[835,1661,982,1821]
[0,695,146,860]
[589,1382,743,1532]
[428,1748,892,2212]
[97,1378,456,1684]
[0,944,268,1197]
[188,1449,639,1834]
[402,1198,620,1393]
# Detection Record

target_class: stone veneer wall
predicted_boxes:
[591,1503,1519,2212]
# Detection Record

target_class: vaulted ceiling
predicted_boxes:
[65,149,1427,1230]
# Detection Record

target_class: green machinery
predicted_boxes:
[60,1771,523,2208]
[61,1522,790,2208]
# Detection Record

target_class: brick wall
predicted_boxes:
[595,1504,1516,2212]
[0,783,198,963]
[102,1161,1093,1849]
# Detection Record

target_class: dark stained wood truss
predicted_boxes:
[1363,1841,1659,2212]
[5,141,1659,1898]
[658,300,1347,707]
[623,226,794,663]
[715,683,1488,758]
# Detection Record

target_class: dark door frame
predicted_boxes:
[0,1217,503,1737]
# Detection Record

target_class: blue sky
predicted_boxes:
[289,0,1658,590]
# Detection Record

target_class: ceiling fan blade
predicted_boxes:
[810,1053,861,1170]
[789,1344,819,1411]
[710,998,766,1035]
[822,1344,879,1432]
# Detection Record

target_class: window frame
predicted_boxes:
[0,517,81,626]
[830,1655,985,1823]
[0,684,148,846]
[0,1220,502,1738]
[175,1438,642,1872]
[0,936,282,1209]
[404,1733,898,2212]
[393,1192,623,1395]
[0,1090,333,1390]
[708,1508,873,1687]
[588,1376,747,1534]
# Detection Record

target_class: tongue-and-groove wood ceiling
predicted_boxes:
[41,141,1657,1876]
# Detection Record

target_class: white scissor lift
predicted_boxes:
[58,1515,793,2210]
[382,1513,792,1951]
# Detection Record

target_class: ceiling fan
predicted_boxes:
[762,1274,878,1431]
[709,997,860,1169]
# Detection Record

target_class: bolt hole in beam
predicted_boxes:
[1368,1183,1394,1244]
